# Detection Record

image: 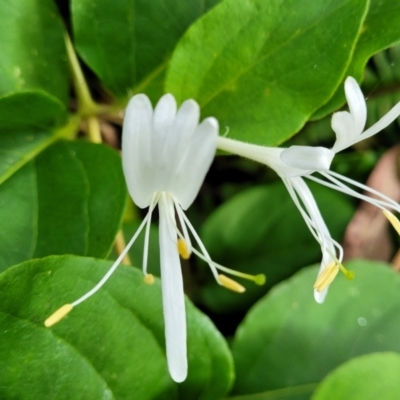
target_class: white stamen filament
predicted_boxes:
[283,179,342,263]
[190,246,265,284]
[283,179,324,244]
[71,199,158,307]
[327,170,400,211]
[294,179,344,262]
[142,193,159,276]
[162,193,179,240]
[178,209,220,281]
[173,198,192,254]
[307,172,400,213]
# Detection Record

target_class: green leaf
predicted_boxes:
[165,0,368,146]
[226,383,317,400]
[312,0,400,120]
[0,255,234,399]
[0,91,67,130]
[312,352,400,400]
[0,117,80,188]
[231,260,400,398]
[0,141,127,272]
[0,0,69,104]
[71,0,221,98]
[199,182,354,313]
[0,312,115,400]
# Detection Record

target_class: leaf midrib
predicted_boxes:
[198,0,367,108]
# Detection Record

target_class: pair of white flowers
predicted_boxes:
[46,77,400,383]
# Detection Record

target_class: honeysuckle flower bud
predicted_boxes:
[45,93,265,383]
[217,77,400,302]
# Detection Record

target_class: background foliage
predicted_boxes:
[1,0,400,398]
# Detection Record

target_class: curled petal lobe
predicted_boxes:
[280,146,335,172]
[158,195,187,383]
[344,76,366,135]
[122,94,154,208]
[331,111,356,153]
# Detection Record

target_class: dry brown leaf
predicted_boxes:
[343,145,400,264]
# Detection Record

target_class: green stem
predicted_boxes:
[64,32,98,116]
[86,116,102,143]
[64,32,103,142]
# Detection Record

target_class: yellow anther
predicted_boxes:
[143,274,155,284]
[177,239,190,260]
[314,262,355,292]
[218,274,246,293]
[314,262,339,292]
[44,304,73,328]
[383,210,400,235]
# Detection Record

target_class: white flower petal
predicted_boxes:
[314,286,328,303]
[152,94,177,162]
[331,111,356,152]
[162,99,200,163]
[173,117,218,209]
[357,101,400,143]
[122,94,154,208]
[345,76,366,134]
[280,146,335,171]
[158,195,187,383]
[217,137,306,178]
[313,246,333,304]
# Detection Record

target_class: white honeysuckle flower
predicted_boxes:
[44,93,265,383]
[217,76,400,302]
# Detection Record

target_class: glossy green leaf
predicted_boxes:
[0,117,80,188]
[71,0,220,98]
[232,260,400,398]
[165,0,368,146]
[0,313,114,400]
[0,255,234,400]
[226,384,317,400]
[0,141,127,272]
[0,129,53,185]
[0,0,69,104]
[0,91,67,130]
[312,352,400,400]
[312,0,400,120]
[200,182,354,313]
